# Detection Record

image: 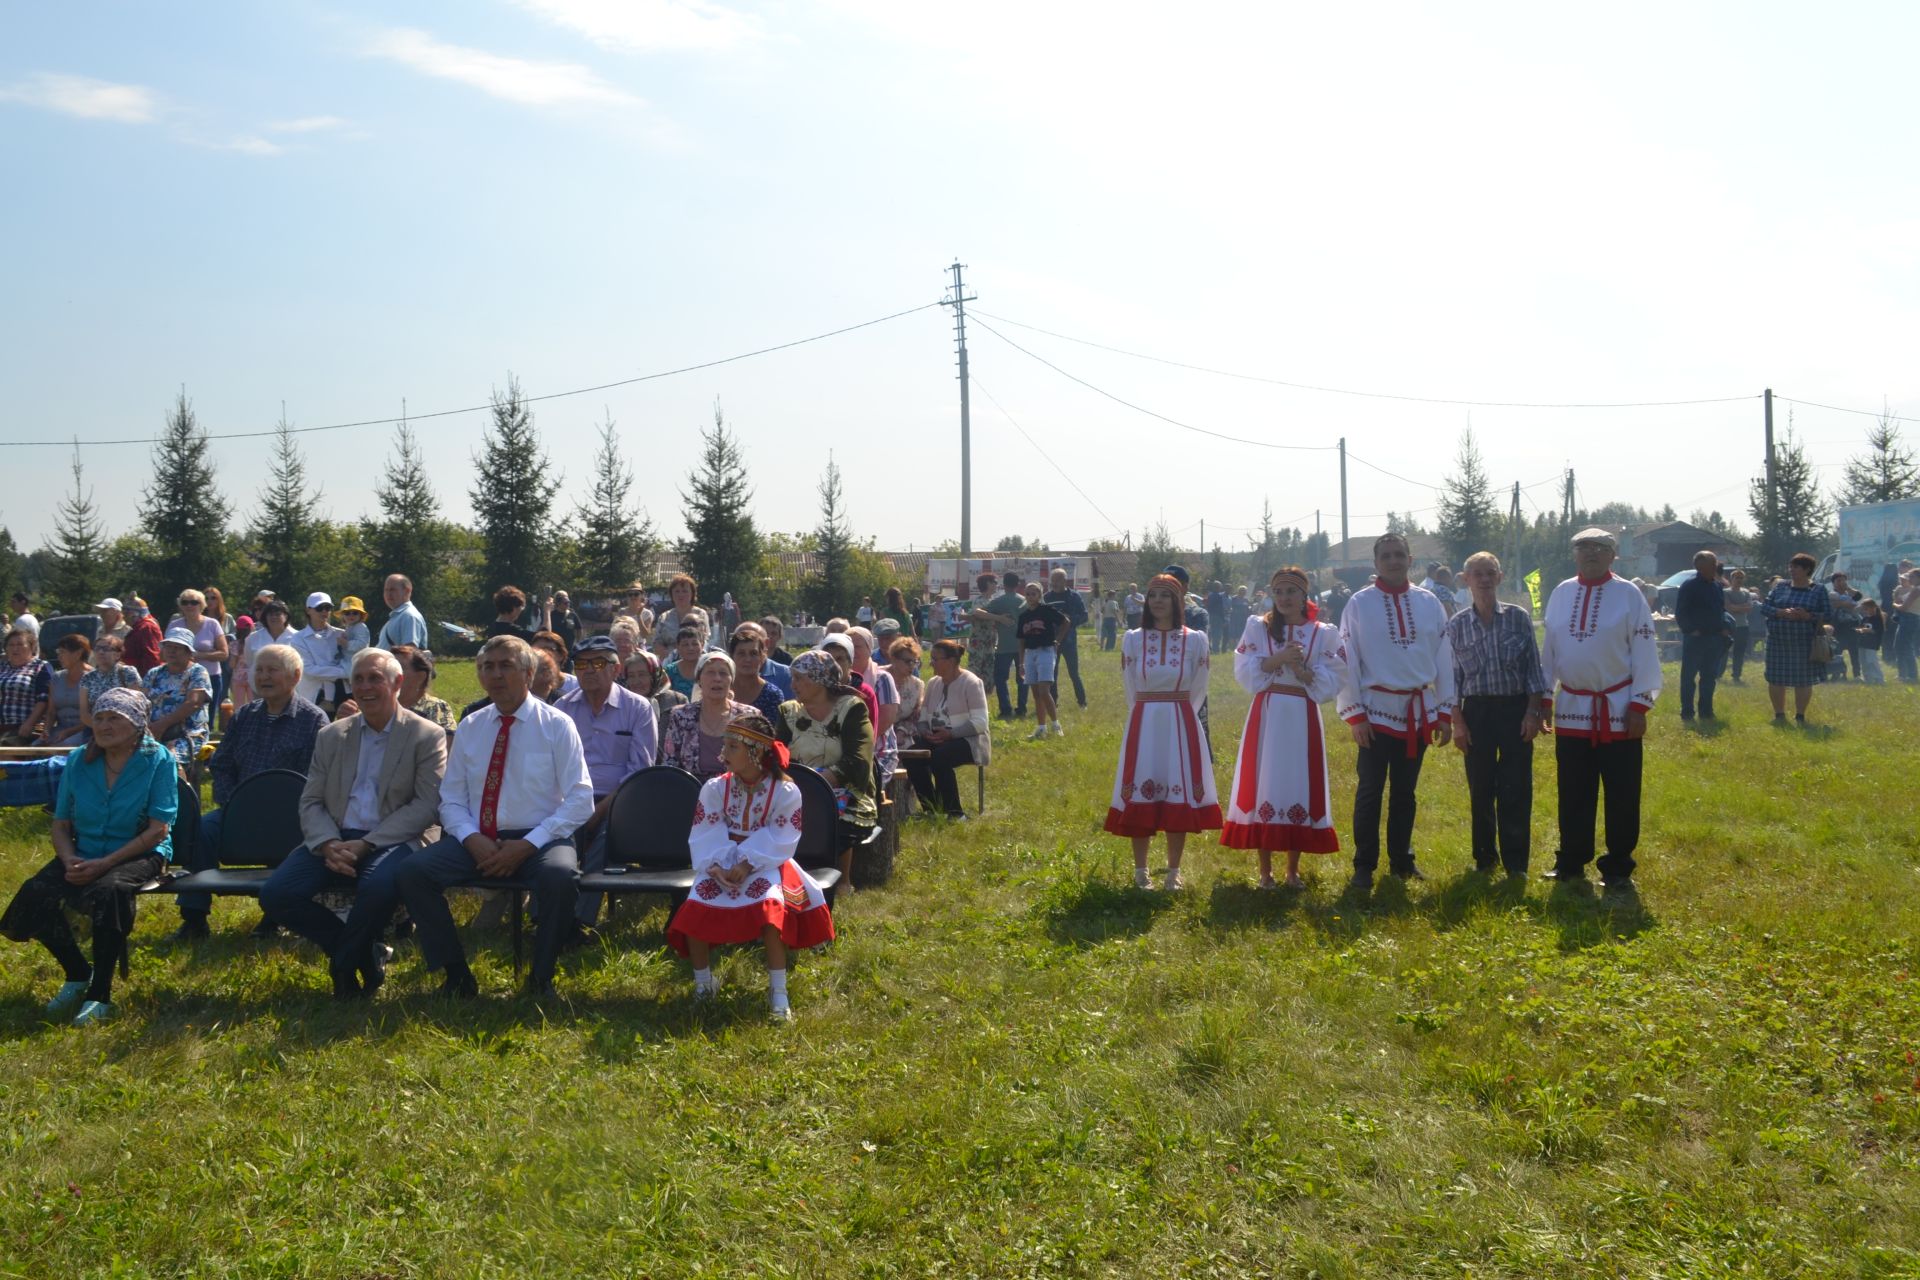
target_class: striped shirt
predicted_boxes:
[1446,601,1549,700]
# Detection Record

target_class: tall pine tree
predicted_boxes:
[1748,427,1834,571]
[802,456,853,620]
[1837,406,1919,508]
[251,411,323,599]
[140,390,228,603]
[573,412,656,594]
[365,416,449,613]
[1436,428,1499,563]
[677,400,761,606]
[469,376,560,602]
[41,446,111,615]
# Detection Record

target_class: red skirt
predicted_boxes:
[667,861,836,956]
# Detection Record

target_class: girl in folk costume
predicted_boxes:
[666,711,835,1021]
[1106,575,1221,891]
[1223,567,1348,888]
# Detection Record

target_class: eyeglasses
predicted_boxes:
[575,657,615,671]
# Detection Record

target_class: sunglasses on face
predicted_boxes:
[575,657,615,671]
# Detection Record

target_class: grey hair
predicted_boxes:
[251,642,304,681]
[479,634,537,675]
[352,647,403,682]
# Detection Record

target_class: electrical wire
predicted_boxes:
[968,317,1340,453]
[974,310,1760,410]
[968,375,1128,540]
[4,301,947,449]
[1775,396,1919,426]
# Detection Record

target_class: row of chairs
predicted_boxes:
[140,764,849,977]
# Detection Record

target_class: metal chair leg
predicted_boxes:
[511,892,524,981]
[976,765,985,814]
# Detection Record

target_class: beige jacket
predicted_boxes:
[919,669,991,767]
[299,706,447,852]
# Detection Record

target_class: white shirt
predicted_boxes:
[289,624,350,702]
[343,715,394,832]
[440,693,594,848]
[1336,582,1456,735]
[1540,573,1662,739]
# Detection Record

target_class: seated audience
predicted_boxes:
[122,598,163,674]
[777,650,876,884]
[662,651,751,779]
[289,593,350,711]
[145,628,213,765]
[531,631,579,698]
[40,634,95,747]
[390,644,457,729]
[666,625,705,697]
[904,639,990,820]
[0,626,50,745]
[888,637,925,750]
[761,616,795,665]
[80,632,143,724]
[729,623,786,719]
[557,635,657,940]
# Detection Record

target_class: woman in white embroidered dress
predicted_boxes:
[1223,566,1347,889]
[666,711,835,1021]
[1105,574,1221,890]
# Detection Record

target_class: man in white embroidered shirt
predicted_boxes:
[1540,528,1661,893]
[393,635,594,998]
[1336,532,1455,890]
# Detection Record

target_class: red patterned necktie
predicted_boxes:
[478,714,515,839]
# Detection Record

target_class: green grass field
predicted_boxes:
[1,648,1917,1278]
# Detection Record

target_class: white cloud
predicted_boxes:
[510,0,759,52]
[264,115,348,133]
[0,73,157,123]
[366,27,643,108]
[216,135,283,156]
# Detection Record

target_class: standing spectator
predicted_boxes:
[1879,558,1907,616]
[882,586,915,638]
[122,598,163,674]
[1099,590,1121,651]
[656,574,711,648]
[855,596,875,625]
[0,626,52,745]
[546,591,581,652]
[169,590,230,714]
[1205,581,1231,653]
[1895,567,1920,684]
[621,585,655,641]
[94,597,129,643]
[1674,551,1729,722]
[485,585,539,643]
[1446,553,1547,879]
[1540,529,1662,891]
[289,593,350,711]
[247,599,297,695]
[144,628,213,766]
[336,596,372,664]
[963,572,1000,681]
[1758,552,1835,725]
[1227,587,1253,643]
[205,587,234,709]
[1336,534,1455,891]
[1106,574,1219,890]
[1123,582,1145,631]
[1326,579,1353,626]
[904,639,989,820]
[384,635,595,999]
[1827,572,1864,680]
[376,574,429,650]
[1723,568,1755,683]
[8,593,39,641]
[227,616,257,710]
[974,572,1026,720]
[1043,567,1089,710]
[1856,598,1888,685]
[1015,583,1068,739]
[719,592,742,634]
[761,615,794,665]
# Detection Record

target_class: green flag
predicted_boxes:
[1524,569,1542,617]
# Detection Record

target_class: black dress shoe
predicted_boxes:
[524,978,559,1000]
[330,964,363,1001]
[436,969,479,1000]
[1346,873,1372,894]
[1391,866,1426,882]
[360,944,392,995]
[170,917,210,942]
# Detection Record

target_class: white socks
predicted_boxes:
[693,967,716,998]
[767,968,789,1012]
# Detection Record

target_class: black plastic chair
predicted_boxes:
[160,768,307,898]
[578,765,702,901]
[787,765,852,902]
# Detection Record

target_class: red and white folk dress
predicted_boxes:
[1222,616,1347,853]
[1104,626,1222,836]
[666,772,835,955]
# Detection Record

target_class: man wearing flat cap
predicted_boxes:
[1540,527,1662,892]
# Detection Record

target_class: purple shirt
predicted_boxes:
[556,682,658,797]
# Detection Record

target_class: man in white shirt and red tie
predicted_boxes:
[392,635,594,998]
[1336,533,1456,890]
[1540,527,1662,892]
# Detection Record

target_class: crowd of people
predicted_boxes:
[0,533,1888,1024]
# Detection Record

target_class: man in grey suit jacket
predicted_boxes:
[259,647,446,999]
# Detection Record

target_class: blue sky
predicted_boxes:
[3,1,1917,559]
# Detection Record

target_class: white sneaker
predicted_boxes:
[769,1004,794,1023]
[1050,721,1065,737]
[1164,868,1185,892]
[1133,867,1153,890]
[1029,726,1049,741]
[72,1000,114,1027]
[44,975,90,1019]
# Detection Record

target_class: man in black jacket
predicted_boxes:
[1042,567,1089,710]
[1674,550,1729,722]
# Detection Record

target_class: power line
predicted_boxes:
[3,301,946,449]
[1775,395,1919,426]
[969,317,1340,453]
[967,375,1128,540]
[974,309,1760,411]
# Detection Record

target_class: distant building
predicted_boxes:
[1603,521,1745,580]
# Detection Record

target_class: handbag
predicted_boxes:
[1809,629,1834,665]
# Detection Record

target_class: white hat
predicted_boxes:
[1571,527,1618,549]
[93,597,122,611]
[161,626,198,650]
[306,591,334,610]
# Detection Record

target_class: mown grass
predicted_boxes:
[0,650,1917,1277]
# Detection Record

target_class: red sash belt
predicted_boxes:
[1368,684,1430,759]
[1561,677,1631,745]
[1235,684,1326,821]
[1122,693,1206,801]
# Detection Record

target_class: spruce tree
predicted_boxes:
[1436,428,1499,563]
[1748,428,1834,571]
[41,447,111,615]
[802,457,853,620]
[365,417,449,613]
[251,412,323,600]
[573,412,656,594]
[1837,406,1919,508]
[468,375,560,602]
[677,401,761,606]
[140,390,228,602]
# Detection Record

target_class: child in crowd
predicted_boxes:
[1856,598,1887,685]
[666,711,835,1021]
[336,597,371,661]
[1015,581,1068,739]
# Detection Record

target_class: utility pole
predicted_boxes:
[942,262,977,554]
[1507,481,1522,584]
[1338,437,1349,563]
[1763,388,1777,566]
[1200,518,1205,559]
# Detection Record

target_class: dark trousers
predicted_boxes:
[3,853,165,1005]
[1729,626,1751,680]
[906,738,976,816]
[1057,629,1086,707]
[395,829,580,987]
[991,650,1026,717]
[258,828,412,961]
[1898,614,1920,682]
[1555,735,1642,881]
[1100,619,1118,650]
[1351,734,1427,878]
[1460,695,1532,874]
[1678,633,1723,718]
